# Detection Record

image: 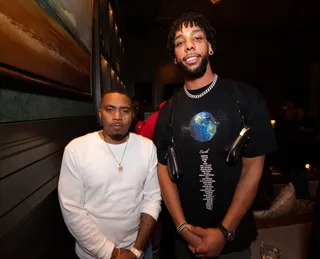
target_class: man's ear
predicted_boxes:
[174,57,178,64]
[98,109,102,121]
[208,43,214,55]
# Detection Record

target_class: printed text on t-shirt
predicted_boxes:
[199,149,215,210]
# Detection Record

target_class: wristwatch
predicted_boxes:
[218,223,236,242]
[130,246,144,259]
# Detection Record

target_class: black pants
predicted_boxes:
[159,202,251,259]
[174,237,251,259]
[159,203,176,259]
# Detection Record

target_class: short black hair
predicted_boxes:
[101,88,131,102]
[167,12,217,58]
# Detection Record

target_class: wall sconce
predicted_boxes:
[101,56,108,67]
[210,0,222,3]
[108,2,113,24]
[305,164,310,172]
[270,120,276,128]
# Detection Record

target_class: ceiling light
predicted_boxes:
[210,0,222,3]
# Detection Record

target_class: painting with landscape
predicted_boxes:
[0,0,93,96]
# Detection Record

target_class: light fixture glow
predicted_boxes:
[109,3,113,15]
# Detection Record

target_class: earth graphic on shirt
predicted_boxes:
[190,112,217,142]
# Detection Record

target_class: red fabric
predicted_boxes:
[140,111,160,140]
[159,101,167,109]
[140,101,167,140]
[135,120,145,135]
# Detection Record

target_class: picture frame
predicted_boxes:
[0,0,94,98]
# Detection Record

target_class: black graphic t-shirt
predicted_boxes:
[155,77,277,253]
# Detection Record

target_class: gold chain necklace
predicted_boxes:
[102,132,129,172]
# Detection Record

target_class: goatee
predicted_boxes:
[110,133,127,141]
[177,54,209,79]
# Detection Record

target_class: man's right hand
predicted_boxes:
[179,227,203,248]
[110,247,119,259]
[116,249,135,259]
[111,248,135,259]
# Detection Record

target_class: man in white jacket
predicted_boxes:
[58,88,161,259]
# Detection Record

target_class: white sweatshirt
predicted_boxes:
[58,132,161,259]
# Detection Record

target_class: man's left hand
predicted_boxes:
[186,225,226,258]
[116,249,136,259]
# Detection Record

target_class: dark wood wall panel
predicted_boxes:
[0,117,95,178]
[0,139,61,179]
[0,190,75,259]
[0,176,59,240]
[0,151,63,218]
[0,116,96,258]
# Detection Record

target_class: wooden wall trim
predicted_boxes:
[0,140,60,179]
[0,116,96,178]
[0,175,59,240]
[0,116,96,241]
[0,151,63,217]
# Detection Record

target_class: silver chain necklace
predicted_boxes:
[184,74,218,99]
[102,132,129,172]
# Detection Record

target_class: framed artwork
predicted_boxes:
[0,0,93,97]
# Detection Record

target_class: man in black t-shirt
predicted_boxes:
[154,12,276,259]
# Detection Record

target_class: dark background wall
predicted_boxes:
[119,0,320,120]
[127,25,319,119]
[0,116,96,259]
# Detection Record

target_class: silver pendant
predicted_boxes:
[118,165,123,172]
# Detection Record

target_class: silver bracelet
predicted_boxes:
[176,221,187,234]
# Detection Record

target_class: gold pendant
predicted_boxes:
[118,165,123,172]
